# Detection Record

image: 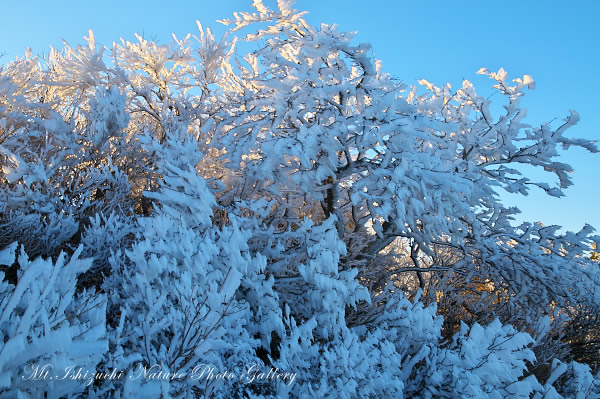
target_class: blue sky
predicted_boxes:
[1,0,598,233]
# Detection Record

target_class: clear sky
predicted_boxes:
[1,0,598,233]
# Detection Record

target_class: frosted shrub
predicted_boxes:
[408,319,541,398]
[0,243,107,398]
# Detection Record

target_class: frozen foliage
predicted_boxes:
[413,319,541,398]
[1,0,599,397]
[107,134,257,398]
[0,243,107,398]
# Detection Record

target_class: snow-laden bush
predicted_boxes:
[408,319,540,398]
[92,132,270,398]
[0,243,107,398]
[0,81,133,259]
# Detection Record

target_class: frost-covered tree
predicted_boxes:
[1,1,599,397]
[214,0,600,378]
